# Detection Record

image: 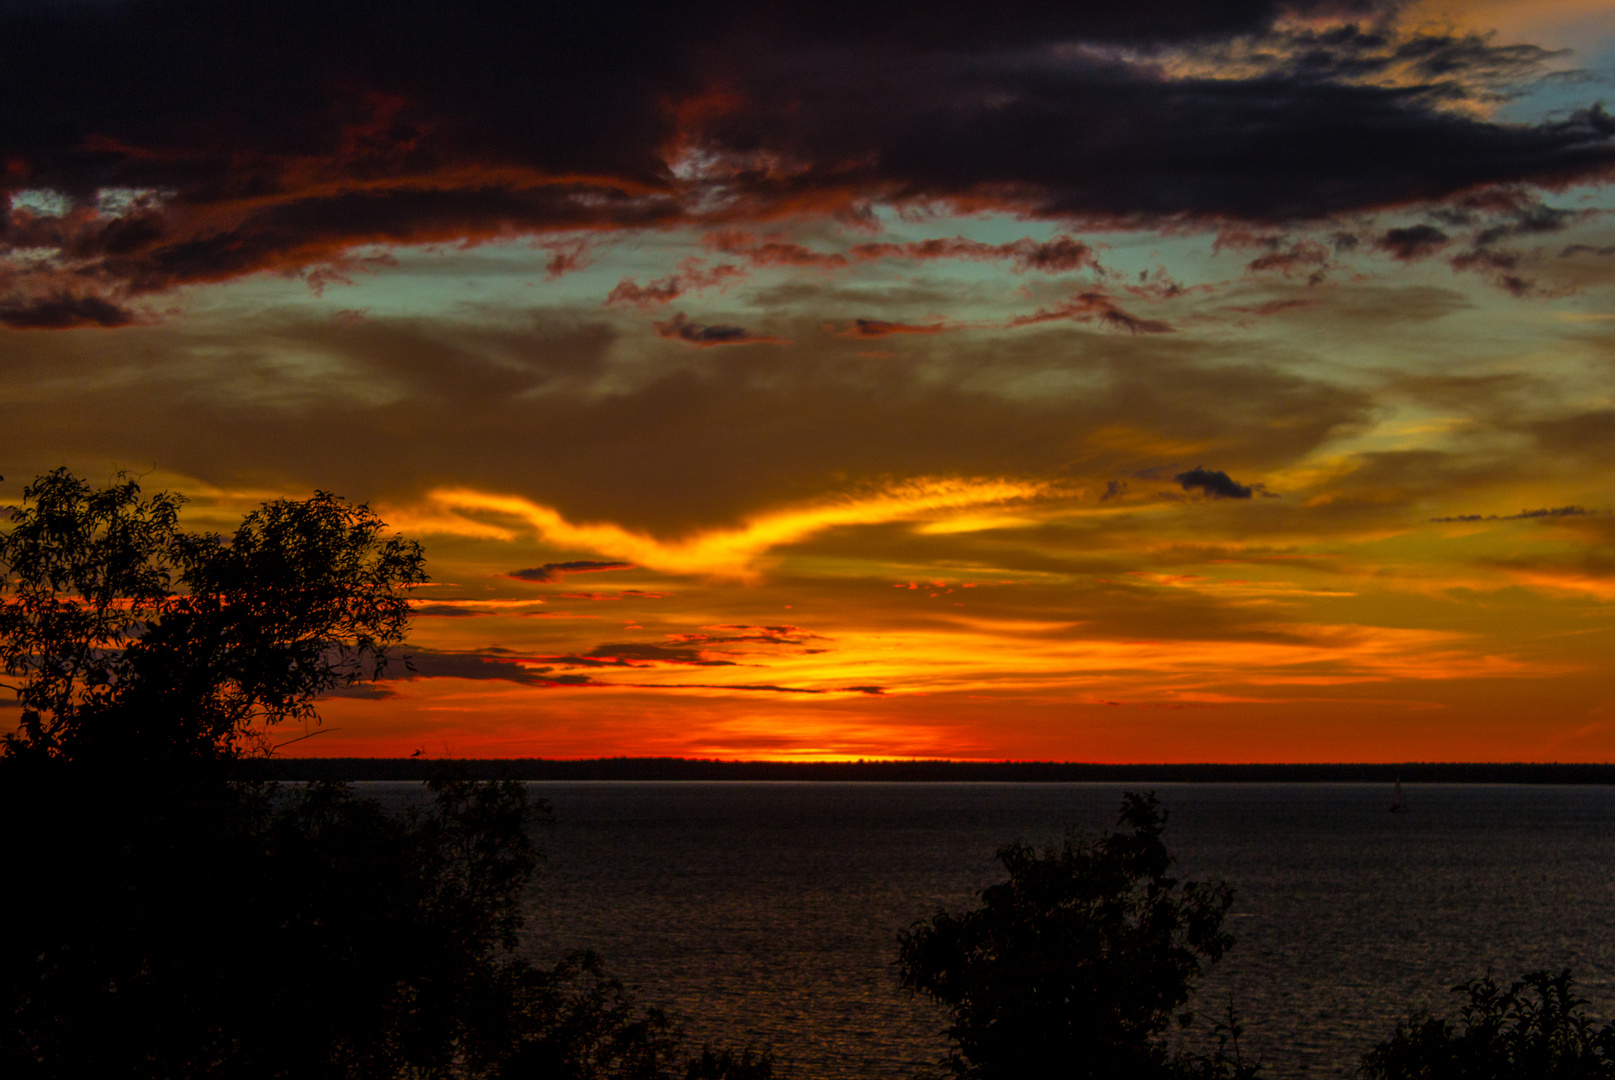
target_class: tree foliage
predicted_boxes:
[4,772,531,1077]
[1362,969,1615,1080]
[0,471,771,1080]
[897,792,1254,1080]
[0,467,427,763]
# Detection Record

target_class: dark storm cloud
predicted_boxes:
[0,291,137,329]
[2,0,1612,322]
[687,42,1613,224]
[1376,224,1449,261]
[1175,468,1255,499]
[509,561,635,583]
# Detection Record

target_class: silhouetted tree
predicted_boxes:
[0,470,771,1080]
[0,467,426,765]
[897,792,1255,1080]
[1362,969,1615,1080]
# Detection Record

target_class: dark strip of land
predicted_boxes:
[259,758,1615,783]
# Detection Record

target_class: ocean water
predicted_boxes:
[371,782,1615,1078]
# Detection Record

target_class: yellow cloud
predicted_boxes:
[391,476,1059,578]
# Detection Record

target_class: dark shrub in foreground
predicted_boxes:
[897,792,1257,1080]
[1362,969,1615,1080]
[1,767,773,1078]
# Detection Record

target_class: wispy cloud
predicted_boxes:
[1008,292,1173,334]
[392,476,1060,578]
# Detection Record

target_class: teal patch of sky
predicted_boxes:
[6,189,71,216]
[1494,35,1615,125]
[171,198,1615,337]
[172,210,1262,330]
[180,237,645,322]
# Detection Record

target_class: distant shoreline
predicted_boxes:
[258,758,1615,784]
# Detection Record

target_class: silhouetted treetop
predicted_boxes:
[897,791,1247,1079]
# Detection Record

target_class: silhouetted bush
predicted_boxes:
[0,470,770,1079]
[1362,969,1615,1080]
[897,791,1257,1080]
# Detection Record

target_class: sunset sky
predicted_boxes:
[6,0,1615,761]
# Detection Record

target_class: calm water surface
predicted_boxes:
[366,782,1615,1079]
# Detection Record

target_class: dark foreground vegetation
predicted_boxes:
[898,791,1257,1080]
[897,800,1615,1080]
[1363,971,1615,1080]
[3,470,1612,1078]
[0,470,771,1079]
